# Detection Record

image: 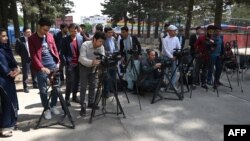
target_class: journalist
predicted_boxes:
[103,27,119,98]
[61,23,84,106]
[195,25,216,89]
[161,25,181,90]
[78,32,106,116]
[137,49,161,94]
[120,26,141,92]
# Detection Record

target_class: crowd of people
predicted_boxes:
[0,17,227,137]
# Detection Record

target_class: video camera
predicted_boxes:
[127,49,139,55]
[204,37,216,52]
[94,51,120,68]
[173,48,189,58]
[156,57,172,69]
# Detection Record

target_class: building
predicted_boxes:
[80,15,110,25]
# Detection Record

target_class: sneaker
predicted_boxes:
[80,104,86,117]
[51,107,60,115]
[44,109,52,120]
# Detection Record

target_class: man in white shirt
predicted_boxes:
[162,25,181,89]
[78,32,106,116]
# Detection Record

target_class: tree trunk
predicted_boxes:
[23,5,29,28]
[146,15,151,38]
[214,0,223,27]
[184,0,194,48]
[0,0,9,30]
[11,0,20,38]
[154,18,160,38]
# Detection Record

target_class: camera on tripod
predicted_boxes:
[204,37,216,52]
[156,57,172,69]
[127,49,139,55]
[94,52,120,68]
[49,69,60,87]
[173,48,189,58]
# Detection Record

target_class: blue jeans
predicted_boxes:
[36,71,58,109]
[103,68,116,96]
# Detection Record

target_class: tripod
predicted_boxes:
[36,70,75,129]
[151,57,184,104]
[89,66,126,123]
[122,54,142,110]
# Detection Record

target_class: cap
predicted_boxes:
[167,25,178,31]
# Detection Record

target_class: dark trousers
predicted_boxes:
[22,61,37,89]
[79,65,97,106]
[65,65,80,100]
[207,56,222,83]
[103,68,116,96]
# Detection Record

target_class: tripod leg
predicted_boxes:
[116,69,130,103]
[225,68,233,92]
[89,80,103,123]
[55,88,75,128]
[36,90,52,129]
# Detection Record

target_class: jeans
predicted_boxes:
[36,71,58,109]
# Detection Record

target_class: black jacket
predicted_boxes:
[15,37,31,63]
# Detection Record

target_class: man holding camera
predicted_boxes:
[195,25,216,89]
[137,49,162,94]
[78,32,106,116]
[161,25,181,90]
[103,27,119,98]
[28,17,60,120]
[120,26,141,92]
[207,25,224,87]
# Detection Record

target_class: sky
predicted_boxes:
[68,0,105,23]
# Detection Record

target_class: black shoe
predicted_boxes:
[24,88,29,93]
[65,100,71,107]
[201,84,208,89]
[207,81,213,86]
[80,104,86,116]
[33,84,38,89]
[87,103,100,110]
[72,97,80,103]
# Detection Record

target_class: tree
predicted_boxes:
[0,0,9,30]
[11,0,21,38]
[101,0,129,26]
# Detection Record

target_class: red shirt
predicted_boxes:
[71,38,79,65]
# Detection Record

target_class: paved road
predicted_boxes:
[2,60,250,141]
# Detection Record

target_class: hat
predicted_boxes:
[167,25,178,30]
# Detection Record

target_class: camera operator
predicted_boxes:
[137,49,162,95]
[207,25,224,87]
[61,23,84,106]
[103,27,119,98]
[195,25,216,89]
[78,32,106,116]
[120,26,141,92]
[161,25,181,90]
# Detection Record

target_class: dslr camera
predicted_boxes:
[94,52,120,68]
[173,48,189,58]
